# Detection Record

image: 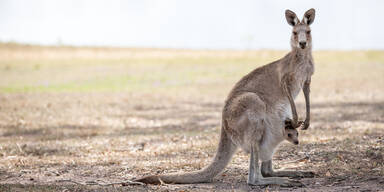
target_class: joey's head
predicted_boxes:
[284,126,299,145]
[285,8,316,50]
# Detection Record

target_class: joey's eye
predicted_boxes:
[306,31,311,34]
[293,32,297,35]
[288,133,292,137]
[296,132,299,136]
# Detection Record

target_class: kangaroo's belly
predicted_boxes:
[274,102,291,120]
[290,65,312,97]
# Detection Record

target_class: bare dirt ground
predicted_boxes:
[0,44,383,191]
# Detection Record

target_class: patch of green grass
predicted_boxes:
[1,44,383,94]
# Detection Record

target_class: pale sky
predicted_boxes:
[0,0,383,50]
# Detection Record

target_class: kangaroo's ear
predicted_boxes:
[285,9,299,26]
[302,8,315,25]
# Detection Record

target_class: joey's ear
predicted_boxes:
[302,8,315,25]
[285,9,299,26]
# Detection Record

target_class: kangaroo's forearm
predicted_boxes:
[302,79,311,129]
[282,79,299,126]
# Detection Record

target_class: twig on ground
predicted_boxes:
[16,143,24,154]
[56,179,145,186]
[56,179,86,185]
[280,156,309,165]
[158,177,167,186]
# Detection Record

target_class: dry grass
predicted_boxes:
[0,43,383,191]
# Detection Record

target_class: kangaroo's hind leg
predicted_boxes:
[244,115,302,187]
[247,142,303,187]
[260,120,314,178]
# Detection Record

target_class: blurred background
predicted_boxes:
[1,0,384,49]
[0,0,383,191]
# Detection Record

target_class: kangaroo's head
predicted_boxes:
[284,126,299,145]
[285,8,316,50]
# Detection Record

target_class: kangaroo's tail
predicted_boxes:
[134,124,237,184]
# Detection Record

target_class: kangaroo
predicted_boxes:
[283,118,300,145]
[135,8,315,186]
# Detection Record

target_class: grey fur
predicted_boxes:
[135,8,316,186]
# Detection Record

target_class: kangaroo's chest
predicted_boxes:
[290,62,313,97]
[290,74,306,98]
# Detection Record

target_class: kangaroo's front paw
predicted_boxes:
[301,120,310,130]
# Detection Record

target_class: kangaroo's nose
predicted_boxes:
[299,42,306,49]
[294,141,299,145]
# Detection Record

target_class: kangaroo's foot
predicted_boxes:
[261,160,314,178]
[247,177,303,187]
[248,146,304,187]
[263,170,315,178]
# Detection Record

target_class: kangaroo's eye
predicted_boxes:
[288,133,292,137]
[306,31,311,34]
[293,32,298,36]
[296,132,299,136]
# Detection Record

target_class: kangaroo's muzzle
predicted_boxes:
[299,41,306,49]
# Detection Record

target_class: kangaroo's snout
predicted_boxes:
[294,141,299,145]
[299,42,306,49]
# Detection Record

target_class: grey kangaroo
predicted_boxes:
[135,8,315,186]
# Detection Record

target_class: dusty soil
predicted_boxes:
[0,92,383,192]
